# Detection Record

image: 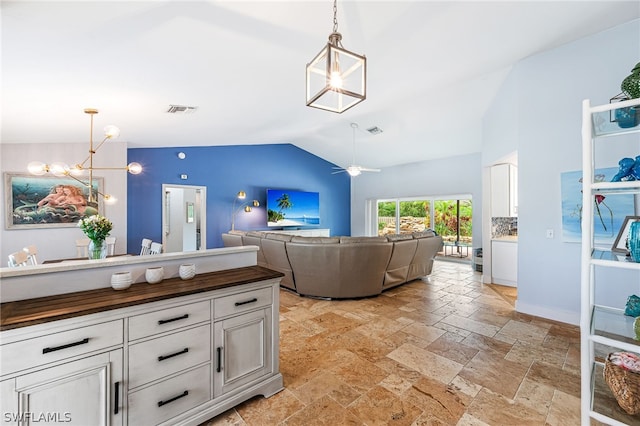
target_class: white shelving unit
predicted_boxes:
[581,98,640,425]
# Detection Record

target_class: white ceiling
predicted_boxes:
[2,1,639,170]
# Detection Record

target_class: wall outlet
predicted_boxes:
[546,229,554,239]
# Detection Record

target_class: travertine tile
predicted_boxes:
[348,386,423,426]
[201,260,582,426]
[458,351,529,399]
[283,395,363,425]
[545,389,581,426]
[387,343,463,384]
[439,314,501,337]
[402,376,469,424]
[466,388,546,425]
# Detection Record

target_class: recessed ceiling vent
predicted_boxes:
[166,105,198,114]
[366,126,383,135]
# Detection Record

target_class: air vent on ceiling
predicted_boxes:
[167,105,198,114]
[366,126,383,135]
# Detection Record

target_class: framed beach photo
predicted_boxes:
[612,216,640,253]
[4,173,104,229]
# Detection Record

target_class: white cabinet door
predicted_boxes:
[492,241,518,287]
[491,164,517,217]
[1,349,123,426]
[213,308,272,396]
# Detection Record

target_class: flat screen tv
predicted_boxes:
[266,189,320,227]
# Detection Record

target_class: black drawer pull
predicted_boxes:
[157,390,188,407]
[158,314,189,325]
[42,338,90,354]
[235,298,258,307]
[114,381,120,415]
[216,347,222,373]
[158,348,189,362]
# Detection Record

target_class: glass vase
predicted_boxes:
[88,239,107,260]
[629,221,640,263]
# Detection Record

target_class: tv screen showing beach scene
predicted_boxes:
[266,189,320,227]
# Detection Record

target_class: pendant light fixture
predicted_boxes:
[306,0,366,113]
[27,108,142,206]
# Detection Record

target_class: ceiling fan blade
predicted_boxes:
[331,170,347,174]
[360,168,381,172]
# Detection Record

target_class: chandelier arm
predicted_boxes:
[78,136,110,168]
[63,171,109,200]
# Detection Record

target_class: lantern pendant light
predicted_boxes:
[306,0,366,113]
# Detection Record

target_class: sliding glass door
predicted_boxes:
[376,196,472,259]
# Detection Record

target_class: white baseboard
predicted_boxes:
[515,301,579,326]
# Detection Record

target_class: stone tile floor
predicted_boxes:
[201,260,583,425]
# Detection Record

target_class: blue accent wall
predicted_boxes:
[127,144,351,252]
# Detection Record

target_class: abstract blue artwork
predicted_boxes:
[561,167,636,244]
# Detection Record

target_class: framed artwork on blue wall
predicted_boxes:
[560,167,636,245]
[4,172,104,229]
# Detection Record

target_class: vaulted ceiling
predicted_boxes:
[2,1,638,170]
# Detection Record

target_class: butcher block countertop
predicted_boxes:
[1,266,283,331]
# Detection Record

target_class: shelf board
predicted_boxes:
[592,306,640,348]
[591,250,640,270]
[591,182,640,193]
[590,99,640,138]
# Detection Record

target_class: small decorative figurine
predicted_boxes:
[611,157,637,182]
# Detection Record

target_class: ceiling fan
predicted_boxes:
[332,123,381,177]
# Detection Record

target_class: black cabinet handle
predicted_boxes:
[158,390,188,407]
[158,348,189,362]
[235,298,257,307]
[158,314,189,325]
[216,347,222,373]
[114,381,120,415]
[42,338,89,354]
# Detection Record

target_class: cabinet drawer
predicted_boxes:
[214,287,272,319]
[1,320,123,376]
[129,300,210,341]
[128,364,211,426]
[128,324,211,389]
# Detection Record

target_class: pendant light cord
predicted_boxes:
[333,0,339,33]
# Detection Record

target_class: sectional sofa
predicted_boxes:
[221,230,443,299]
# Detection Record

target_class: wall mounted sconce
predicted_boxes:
[231,190,259,231]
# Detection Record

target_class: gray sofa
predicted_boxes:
[221,230,443,299]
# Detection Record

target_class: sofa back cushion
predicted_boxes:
[412,230,436,239]
[339,236,388,244]
[385,234,414,242]
[264,233,293,242]
[384,238,418,288]
[290,236,340,244]
[286,242,392,298]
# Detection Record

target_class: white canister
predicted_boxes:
[145,266,164,284]
[179,263,196,280]
[111,271,132,290]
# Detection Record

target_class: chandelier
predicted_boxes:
[306,0,366,113]
[27,108,142,205]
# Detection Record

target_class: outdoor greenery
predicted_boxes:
[434,200,472,237]
[378,199,472,238]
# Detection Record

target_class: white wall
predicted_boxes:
[484,19,640,324]
[1,142,129,262]
[350,152,483,247]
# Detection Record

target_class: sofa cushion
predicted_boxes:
[339,236,388,244]
[246,231,268,238]
[290,236,340,244]
[385,234,414,242]
[412,230,436,239]
[265,233,293,242]
[228,230,247,235]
